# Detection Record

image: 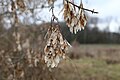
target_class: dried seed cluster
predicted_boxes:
[11,0,26,24]
[63,0,87,34]
[16,0,26,11]
[44,26,71,68]
[26,48,42,67]
[13,32,22,51]
[48,0,56,5]
[11,0,26,12]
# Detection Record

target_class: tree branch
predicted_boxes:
[66,0,98,14]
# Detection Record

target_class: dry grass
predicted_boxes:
[1,36,120,80]
[69,44,120,64]
[51,44,120,80]
[54,57,120,80]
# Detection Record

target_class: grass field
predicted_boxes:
[53,44,120,80]
[54,58,120,80]
[1,44,120,80]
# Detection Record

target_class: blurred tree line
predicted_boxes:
[0,21,120,51]
[60,22,120,44]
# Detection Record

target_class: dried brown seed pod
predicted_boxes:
[63,0,87,34]
[48,0,56,5]
[16,0,26,11]
[44,26,71,68]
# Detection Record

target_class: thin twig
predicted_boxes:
[66,0,98,14]
[50,3,61,29]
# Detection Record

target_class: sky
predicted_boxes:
[38,0,120,32]
[40,0,120,21]
[80,0,120,19]
[78,0,120,32]
[3,0,120,32]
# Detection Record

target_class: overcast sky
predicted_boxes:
[40,0,120,21]
[80,0,120,19]
[80,0,120,32]
[38,0,120,32]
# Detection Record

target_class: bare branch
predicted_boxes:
[65,0,98,14]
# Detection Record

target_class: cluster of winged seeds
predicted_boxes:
[48,0,56,5]
[63,0,87,34]
[11,0,26,24]
[44,26,71,68]
[44,0,87,68]
[45,0,98,68]
[16,0,26,11]
[11,0,25,12]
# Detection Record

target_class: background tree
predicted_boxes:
[0,0,98,80]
